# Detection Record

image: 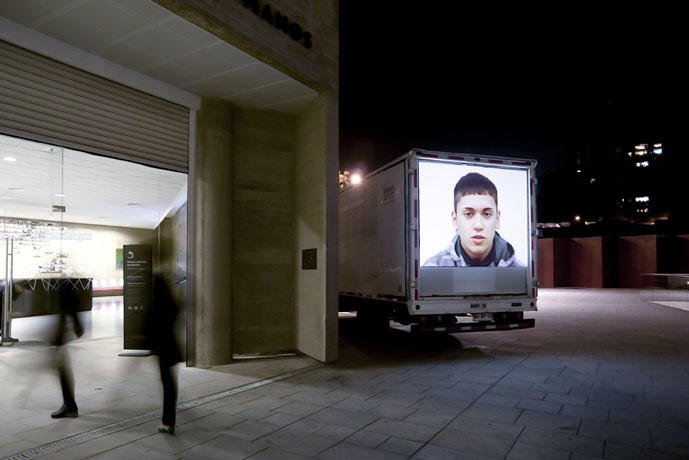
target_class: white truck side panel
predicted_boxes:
[339,176,378,296]
[376,162,406,297]
[339,162,406,298]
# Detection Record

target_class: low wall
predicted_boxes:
[539,235,686,288]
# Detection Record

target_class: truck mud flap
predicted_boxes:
[411,318,535,334]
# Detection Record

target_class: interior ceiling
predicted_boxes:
[0,0,317,113]
[0,133,187,230]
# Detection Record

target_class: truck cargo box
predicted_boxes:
[339,149,538,332]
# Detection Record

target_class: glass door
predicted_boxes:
[1,135,64,342]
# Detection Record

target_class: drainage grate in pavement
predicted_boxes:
[1,363,323,460]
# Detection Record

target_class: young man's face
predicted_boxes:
[452,193,500,263]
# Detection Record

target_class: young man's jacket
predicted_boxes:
[423,232,524,267]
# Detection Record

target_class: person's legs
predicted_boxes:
[51,347,78,418]
[159,358,177,429]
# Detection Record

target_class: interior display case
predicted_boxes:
[2,278,93,318]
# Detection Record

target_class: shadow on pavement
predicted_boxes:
[335,317,489,370]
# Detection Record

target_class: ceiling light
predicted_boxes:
[2,196,17,200]
[3,156,16,162]
[55,193,65,197]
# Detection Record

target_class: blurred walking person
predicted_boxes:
[51,283,84,418]
[147,270,182,435]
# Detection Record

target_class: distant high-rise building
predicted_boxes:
[615,141,667,224]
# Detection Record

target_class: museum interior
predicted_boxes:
[1,132,188,353]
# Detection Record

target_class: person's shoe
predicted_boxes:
[158,425,175,435]
[51,405,78,418]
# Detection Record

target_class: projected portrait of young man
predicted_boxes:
[423,172,524,267]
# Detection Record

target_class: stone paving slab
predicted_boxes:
[505,441,570,460]
[430,427,514,459]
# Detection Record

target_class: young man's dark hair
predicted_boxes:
[454,172,498,209]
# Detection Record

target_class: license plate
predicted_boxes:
[473,312,493,321]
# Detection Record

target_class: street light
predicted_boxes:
[339,170,364,189]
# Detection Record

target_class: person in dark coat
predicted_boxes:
[50,282,84,418]
[147,272,182,435]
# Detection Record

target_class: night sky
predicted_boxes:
[339,4,683,180]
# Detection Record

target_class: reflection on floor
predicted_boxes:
[9,296,123,344]
[651,300,689,311]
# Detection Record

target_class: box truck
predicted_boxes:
[339,149,538,333]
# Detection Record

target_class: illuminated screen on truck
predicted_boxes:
[419,160,529,268]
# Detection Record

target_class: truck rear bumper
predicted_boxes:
[412,318,535,333]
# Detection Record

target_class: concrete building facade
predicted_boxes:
[0,0,339,365]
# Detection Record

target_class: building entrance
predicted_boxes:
[0,133,187,357]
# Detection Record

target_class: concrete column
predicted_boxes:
[295,90,338,363]
[192,97,233,366]
[232,108,296,355]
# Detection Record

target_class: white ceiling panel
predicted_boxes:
[142,61,203,88]
[0,134,187,229]
[128,24,201,60]
[205,41,256,68]
[170,46,243,78]
[182,65,285,97]
[0,0,318,113]
[67,0,151,39]
[98,41,165,72]
[159,15,219,47]
[113,0,171,22]
[0,0,54,25]
[241,79,319,106]
[32,16,106,50]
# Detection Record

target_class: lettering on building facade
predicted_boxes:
[243,0,313,49]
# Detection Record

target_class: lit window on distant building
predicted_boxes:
[654,143,662,148]
[635,196,649,202]
[634,144,648,156]
[653,147,662,155]
[635,161,649,168]
[627,152,633,157]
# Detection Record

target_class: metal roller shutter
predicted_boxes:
[0,39,189,172]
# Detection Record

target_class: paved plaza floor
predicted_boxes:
[1,289,688,459]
